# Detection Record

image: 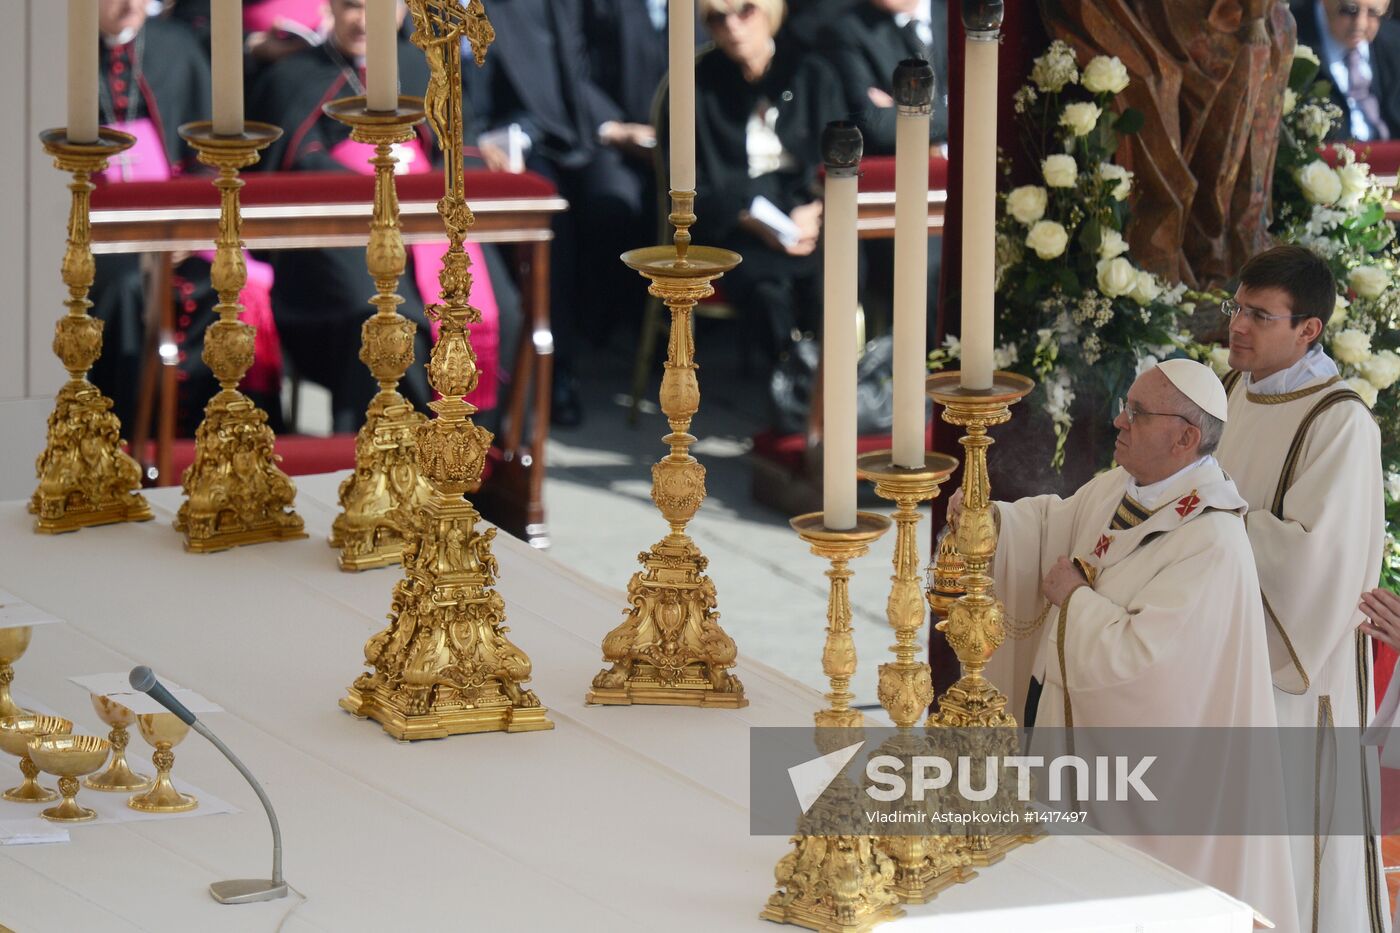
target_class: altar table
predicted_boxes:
[0,475,1254,932]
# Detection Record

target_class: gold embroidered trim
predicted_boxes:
[1355,632,1386,933]
[1312,695,1333,933]
[1270,388,1366,518]
[1245,374,1342,404]
[1057,591,1080,728]
[1261,591,1310,693]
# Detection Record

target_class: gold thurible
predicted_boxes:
[30,129,153,534]
[924,371,1037,867]
[174,122,305,553]
[586,192,748,708]
[324,96,434,572]
[340,0,552,740]
[855,451,975,902]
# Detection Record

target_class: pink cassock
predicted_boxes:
[242,0,327,34]
[329,135,500,411]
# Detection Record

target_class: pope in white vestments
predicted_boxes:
[1214,246,1389,933]
[960,359,1300,933]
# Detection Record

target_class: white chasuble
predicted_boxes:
[984,460,1299,933]
[1217,371,1389,933]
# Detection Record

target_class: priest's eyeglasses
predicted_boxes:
[1117,398,1193,426]
[1219,298,1308,325]
[1337,3,1388,21]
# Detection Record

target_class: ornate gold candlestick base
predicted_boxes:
[344,2,551,740]
[173,122,304,554]
[763,511,902,932]
[925,372,1037,868]
[855,452,974,902]
[588,194,746,708]
[30,129,152,534]
[324,96,434,572]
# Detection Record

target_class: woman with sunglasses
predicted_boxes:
[1293,0,1400,140]
[689,0,846,364]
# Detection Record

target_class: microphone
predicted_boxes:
[129,666,288,905]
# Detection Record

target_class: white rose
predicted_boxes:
[1082,56,1130,95]
[1346,376,1379,408]
[1294,44,1320,67]
[1060,101,1103,137]
[1332,328,1373,365]
[1006,185,1048,225]
[1298,160,1343,205]
[1207,346,1233,377]
[1338,162,1371,207]
[1348,265,1390,299]
[1099,228,1129,259]
[1099,163,1133,200]
[1096,257,1137,298]
[1025,220,1070,260]
[1360,349,1400,390]
[1282,88,1297,115]
[1129,269,1163,305]
[1043,154,1078,188]
[1333,292,1351,326]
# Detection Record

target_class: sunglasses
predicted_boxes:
[705,2,760,28]
[1337,2,1389,20]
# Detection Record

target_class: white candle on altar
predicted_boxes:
[367,0,398,112]
[669,0,696,192]
[67,0,99,144]
[822,124,862,530]
[211,0,244,135]
[959,35,997,391]
[892,60,934,468]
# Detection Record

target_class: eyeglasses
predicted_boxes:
[705,2,759,28]
[1117,398,1194,426]
[1337,3,1388,21]
[1219,298,1309,325]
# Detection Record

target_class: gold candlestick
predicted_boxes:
[324,96,434,572]
[855,452,974,902]
[174,122,305,553]
[29,129,152,534]
[763,511,902,932]
[925,371,1036,867]
[341,0,552,740]
[587,193,747,708]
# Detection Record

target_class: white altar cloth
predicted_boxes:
[0,473,1254,932]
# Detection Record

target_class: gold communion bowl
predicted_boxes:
[0,625,33,719]
[128,712,197,813]
[0,714,73,803]
[84,694,152,792]
[28,734,110,822]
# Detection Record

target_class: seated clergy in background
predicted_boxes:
[951,360,1299,933]
[1293,0,1400,140]
[248,0,520,433]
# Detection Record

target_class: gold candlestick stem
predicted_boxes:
[763,511,903,932]
[855,452,973,903]
[587,192,747,708]
[925,371,1036,867]
[325,97,434,572]
[342,1,552,740]
[174,122,304,553]
[29,129,152,534]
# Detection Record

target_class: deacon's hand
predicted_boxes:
[1042,556,1088,607]
[947,488,964,529]
[1360,588,1400,650]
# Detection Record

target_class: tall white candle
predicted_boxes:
[959,37,997,390]
[67,0,99,144]
[367,0,398,112]
[822,127,861,530]
[669,0,696,192]
[892,62,933,468]
[211,0,244,135]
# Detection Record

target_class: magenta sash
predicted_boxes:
[329,136,499,410]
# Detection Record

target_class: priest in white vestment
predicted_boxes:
[1215,245,1389,933]
[954,359,1300,933]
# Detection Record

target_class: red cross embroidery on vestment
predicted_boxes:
[1094,534,1113,558]
[1175,491,1201,518]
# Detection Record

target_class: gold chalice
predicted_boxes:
[0,625,33,719]
[128,712,197,813]
[85,694,152,792]
[28,734,110,822]
[0,714,73,802]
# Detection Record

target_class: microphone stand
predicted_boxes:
[197,719,288,904]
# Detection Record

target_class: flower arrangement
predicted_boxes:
[1256,44,1400,589]
[931,41,1204,469]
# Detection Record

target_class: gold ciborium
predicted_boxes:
[0,625,34,720]
[84,694,152,792]
[128,712,197,813]
[0,714,74,803]
[28,734,110,822]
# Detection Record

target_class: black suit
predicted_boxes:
[817,0,950,154]
[1292,0,1400,140]
[583,0,669,126]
